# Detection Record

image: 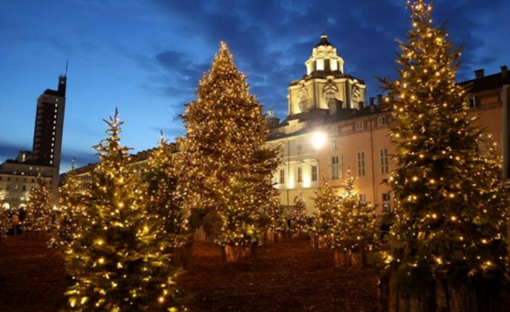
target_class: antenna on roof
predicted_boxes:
[65,59,69,76]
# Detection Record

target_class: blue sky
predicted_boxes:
[0,0,508,173]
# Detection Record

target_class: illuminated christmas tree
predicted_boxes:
[50,158,85,249]
[63,110,185,311]
[144,134,189,248]
[178,42,279,260]
[310,178,339,248]
[379,0,509,308]
[24,173,52,233]
[0,211,9,237]
[329,171,378,267]
[289,194,308,235]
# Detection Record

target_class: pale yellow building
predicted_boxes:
[267,35,509,215]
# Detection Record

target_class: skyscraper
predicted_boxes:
[0,73,67,209]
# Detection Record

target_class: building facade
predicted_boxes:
[267,35,509,215]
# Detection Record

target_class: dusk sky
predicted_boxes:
[1,0,508,173]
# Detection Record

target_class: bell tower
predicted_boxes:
[287,34,367,117]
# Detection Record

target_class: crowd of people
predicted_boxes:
[1,207,26,236]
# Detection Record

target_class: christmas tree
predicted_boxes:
[50,158,85,250]
[24,173,52,233]
[379,0,509,305]
[0,210,10,237]
[289,194,308,235]
[63,110,185,311]
[329,170,379,266]
[310,177,339,248]
[144,134,189,247]
[178,42,279,258]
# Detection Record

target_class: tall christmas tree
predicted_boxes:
[24,173,52,233]
[50,158,85,249]
[63,110,185,311]
[329,170,379,266]
[289,194,308,235]
[379,0,509,307]
[178,42,279,260]
[310,177,339,248]
[144,134,189,247]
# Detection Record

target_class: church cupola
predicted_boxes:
[305,34,345,75]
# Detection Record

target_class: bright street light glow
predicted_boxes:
[312,132,327,150]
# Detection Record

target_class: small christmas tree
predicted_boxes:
[289,194,308,236]
[178,42,279,261]
[261,188,287,242]
[0,210,10,237]
[24,173,52,234]
[379,0,509,308]
[144,134,189,248]
[50,158,85,250]
[310,177,339,248]
[330,171,379,267]
[63,110,185,311]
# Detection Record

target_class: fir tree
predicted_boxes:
[0,210,10,237]
[50,158,85,249]
[63,110,185,311]
[329,171,379,254]
[310,177,339,247]
[24,173,52,233]
[178,42,279,251]
[379,0,509,300]
[289,194,308,235]
[144,134,189,247]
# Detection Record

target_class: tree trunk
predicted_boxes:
[378,275,390,312]
[334,250,351,267]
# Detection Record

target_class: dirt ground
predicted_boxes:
[0,235,379,312]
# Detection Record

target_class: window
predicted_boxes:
[331,156,340,180]
[297,143,302,155]
[468,97,477,108]
[330,138,337,150]
[0,184,2,190]
[22,185,26,191]
[297,167,303,183]
[299,93,307,112]
[311,165,318,181]
[355,120,364,131]
[357,151,366,177]
[7,177,10,182]
[380,148,390,174]
[359,194,367,203]
[279,146,285,156]
[382,193,391,212]
[279,170,285,184]
[329,126,338,136]
[325,90,336,106]
[377,116,387,126]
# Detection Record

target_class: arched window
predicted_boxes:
[325,90,336,107]
[299,93,307,112]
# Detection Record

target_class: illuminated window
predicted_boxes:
[382,193,391,212]
[380,149,390,174]
[359,194,367,203]
[330,138,337,150]
[357,151,366,177]
[297,167,303,183]
[331,156,340,180]
[279,170,285,184]
[355,120,364,131]
[325,90,336,106]
[377,116,387,126]
[311,165,318,181]
[299,93,307,112]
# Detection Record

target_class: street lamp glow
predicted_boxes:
[312,132,327,150]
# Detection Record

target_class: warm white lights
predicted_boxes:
[312,132,327,150]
